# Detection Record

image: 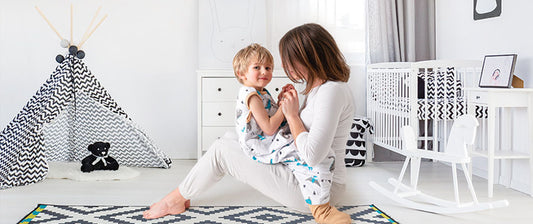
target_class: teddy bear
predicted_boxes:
[81,142,119,172]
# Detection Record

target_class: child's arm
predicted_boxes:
[248,95,285,136]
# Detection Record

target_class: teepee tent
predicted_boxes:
[0,54,172,189]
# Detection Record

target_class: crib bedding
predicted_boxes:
[370,67,488,120]
[417,98,488,120]
[368,97,487,120]
[367,60,483,155]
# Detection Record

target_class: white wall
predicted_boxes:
[436,0,533,86]
[0,0,366,160]
[436,0,532,194]
[0,0,199,159]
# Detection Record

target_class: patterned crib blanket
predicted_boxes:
[417,98,488,120]
[416,67,487,120]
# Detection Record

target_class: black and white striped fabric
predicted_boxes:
[345,117,374,167]
[416,67,488,120]
[417,67,462,100]
[417,99,488,120]
[0,55,171,189]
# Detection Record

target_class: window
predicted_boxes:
[267,0,366,66]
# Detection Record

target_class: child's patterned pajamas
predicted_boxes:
[235,86,334,205]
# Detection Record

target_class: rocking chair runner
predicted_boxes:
[369,115,509,214]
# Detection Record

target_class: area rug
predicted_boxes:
[19,204,398,224]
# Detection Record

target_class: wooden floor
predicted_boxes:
[1,160,531,224]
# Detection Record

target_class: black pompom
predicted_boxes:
[69,45,78,55]
[55,54,65,63]
[76,50,85,59]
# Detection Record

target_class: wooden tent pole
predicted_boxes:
[79,6,102,48]
[70,3,73,44]
[35,6,64,40]
[79,14,107,48]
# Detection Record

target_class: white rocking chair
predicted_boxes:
[369,114,509,214]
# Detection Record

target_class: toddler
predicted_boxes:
[233,43,336,208]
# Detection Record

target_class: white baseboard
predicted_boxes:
[456,162,531,196]
[510,179,531,196]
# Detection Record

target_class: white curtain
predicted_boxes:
[367,0,436,161]
[367,0,435,63]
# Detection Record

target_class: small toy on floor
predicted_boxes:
[81,142,119,172]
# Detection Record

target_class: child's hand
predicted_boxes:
[284,84,295,92]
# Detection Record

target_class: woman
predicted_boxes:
[143,23,355,224]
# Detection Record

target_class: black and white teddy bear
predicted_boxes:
[81,142,119,172]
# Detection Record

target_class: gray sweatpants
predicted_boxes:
[179,136,346,213]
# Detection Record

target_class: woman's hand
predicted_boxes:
[280,88,306,142]
[281,89,299,119]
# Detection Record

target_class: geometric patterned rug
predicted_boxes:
[19,204,398,224]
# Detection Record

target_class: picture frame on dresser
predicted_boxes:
[478,54,517,88]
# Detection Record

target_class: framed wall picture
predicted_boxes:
[474,0,502,20]
[478,54,517,88]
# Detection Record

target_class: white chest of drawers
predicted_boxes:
[197,70,292,159]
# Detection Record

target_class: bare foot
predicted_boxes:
[143,188,190,219]
[185,199,191,209]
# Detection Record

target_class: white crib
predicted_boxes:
[366,60,482,157]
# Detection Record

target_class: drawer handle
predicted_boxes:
[476,96,480,99]
[217,88,222,92]
[217,112,222,116]
[275,88,279,91]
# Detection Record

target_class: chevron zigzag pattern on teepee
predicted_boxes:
[0,55,171,189]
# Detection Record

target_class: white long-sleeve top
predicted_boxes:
[295,81,355,185]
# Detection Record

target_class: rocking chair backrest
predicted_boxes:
[445,115,478,158]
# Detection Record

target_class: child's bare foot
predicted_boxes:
[143,189,190,219]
